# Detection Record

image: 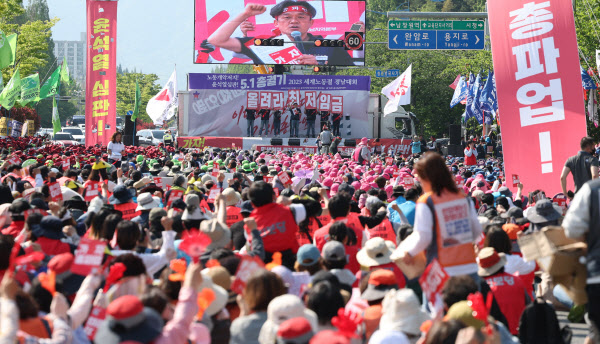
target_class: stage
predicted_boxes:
[177,136,413,156]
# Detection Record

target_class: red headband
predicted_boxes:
[478,251,501,268]
[282,5,309,14]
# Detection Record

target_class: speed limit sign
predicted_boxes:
[344,32,364,51]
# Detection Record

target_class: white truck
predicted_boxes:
[367,93,418,139]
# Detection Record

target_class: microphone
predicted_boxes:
[291,31,306,54]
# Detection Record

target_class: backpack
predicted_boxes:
[518,297,572,344]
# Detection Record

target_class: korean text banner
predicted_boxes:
[85,0,117,146]
[194,0,365,66]
[488,0,586,195]
[186,73,370,137]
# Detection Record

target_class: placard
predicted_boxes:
[207,187,220,203]
[72,238,107,275]
[167,189,184,207]
[7,155,21,166]
[231,255,265,294]
[83,305,106,340]
[153,177,163,188]
[24,208,48,219]
[419,259,449,318]
[385,157,394,166]
[277,170,292,186]
[84,182,101,202]
[48,182,63,202]
[512,174,520,188]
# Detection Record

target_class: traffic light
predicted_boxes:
[254,38,284,46]
[314,39,345,48]
[313,66,337,73]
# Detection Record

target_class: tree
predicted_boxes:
[0,0,58,82]
[116,72,163,124]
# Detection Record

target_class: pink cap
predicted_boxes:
[351,181,361,190]
[323,178,334,188]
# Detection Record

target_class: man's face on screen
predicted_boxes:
[274,12,313,36]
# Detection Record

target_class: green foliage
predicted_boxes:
[116,72,163,124]
[0,0,58,82]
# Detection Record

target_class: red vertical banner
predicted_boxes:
[318,93,332,112]
[304,91,317,109]
[86,0,117,146]
[488,0,586,195]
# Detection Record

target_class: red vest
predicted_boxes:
[296,217,319,247]
[366,219,396,243]
[314,216,364,251]
[465,148,477,166]
[247,203,299,253]
[226,206,243,227]
[114,202,141,221]
[484,272,528,335]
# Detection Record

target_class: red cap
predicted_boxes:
[277,317,313,340]
[309,330,349,344]
[107,295,144,320]
[368,269,396,286]
[48,253,74,275]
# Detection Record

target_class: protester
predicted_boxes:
[0,133,588,343]
[561,136,599,195]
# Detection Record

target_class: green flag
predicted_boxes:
[20,73,40,106]
[52,97,61,135]
[132,79,141,121]
[39,65,61,100]
[0,69,21,110]
[0,31,17,69]
[60,56,70,85]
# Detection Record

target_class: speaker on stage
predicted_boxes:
[288,138,301,146]
[447,144,463,156]
[449,124,461,145]
[344,139,356,147]
[270,138,283,145]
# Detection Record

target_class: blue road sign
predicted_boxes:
[376,69,401,78]
[127,110,133,116]
[388,29,484,50]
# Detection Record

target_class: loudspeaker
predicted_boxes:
[288,138,301,146]
[124,115,135,145]
[123,135,133,146]
[449,124,461,145]
[270,138,283,145]
[447,144,463,156]
[344,139,356,147]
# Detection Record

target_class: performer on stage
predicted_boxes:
[332,112,342,136]
[258,108,270,136]
[306,108,317,138]
[272,108,282,137]
[246,108,257,137]
[289,103,301,138]
[320,111,330,133]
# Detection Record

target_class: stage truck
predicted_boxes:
[176,91,417,157]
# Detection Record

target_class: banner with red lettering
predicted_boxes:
[488,0,586,194]
[85,0,117,146]
[185,73,370,138]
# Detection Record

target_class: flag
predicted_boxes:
[0,32,17,69]
[20,73,40,106]
[146,68,178,125]
[132,79,141,121]
[39,66,61,100]
[60,56,70,85]
[0,69,21,110]
[589,90,598,127]
[450,76,468,108]
[470,73,484,124]
[480,70,498,112]
[582,65,597,90]
[52,97,61,135]
[465,73,475,121]
[449,74,461,90]
[381,64,412,115]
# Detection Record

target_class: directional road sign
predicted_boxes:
[388,20,485,50]
[375,69,400,78]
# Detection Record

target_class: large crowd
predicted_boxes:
[0,132,596,344]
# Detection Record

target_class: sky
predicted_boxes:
[47,0,213,90]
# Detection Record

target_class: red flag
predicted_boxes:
[449,74,461,90]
